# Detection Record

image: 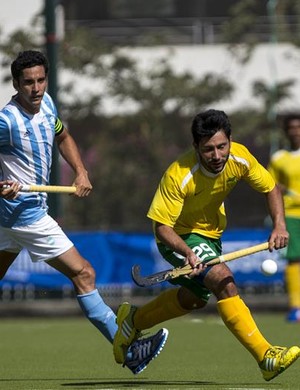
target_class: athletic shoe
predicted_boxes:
[113,302,141,364]
[287,308,300,322]
[259,345,300,381]
[124,328,169,374]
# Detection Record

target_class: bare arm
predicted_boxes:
[56,128,92,197]
[155,222,204,274]
[265,184,289,250]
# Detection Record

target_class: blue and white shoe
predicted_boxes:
[287,308,300,323]
[124,328,169,374]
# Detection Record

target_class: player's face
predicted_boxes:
[286,119,300,150]
[194,130,231,174]
[13,65,47,114]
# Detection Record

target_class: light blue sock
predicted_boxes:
[77,289,117,344]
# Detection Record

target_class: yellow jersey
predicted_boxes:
[147,142,275,239]
[268,149,300,217]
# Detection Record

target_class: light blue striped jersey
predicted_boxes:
[0,91,64,227]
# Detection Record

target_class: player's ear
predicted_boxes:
[12,78,19,91]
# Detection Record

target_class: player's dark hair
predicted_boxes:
[11,50,49,80]
[191,109,232,145]
[282,113,300,132]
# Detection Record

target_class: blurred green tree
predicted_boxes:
[0,2,297,229]
[63,54,234,230]
[0,15,234,230]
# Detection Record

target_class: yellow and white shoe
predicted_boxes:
[113,302,141,364]
[259,345,300,381]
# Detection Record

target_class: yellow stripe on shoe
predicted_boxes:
[113,302,141,364]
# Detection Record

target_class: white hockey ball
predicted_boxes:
[261,259,278,276]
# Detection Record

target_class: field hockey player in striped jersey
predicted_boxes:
[0,50,168,375]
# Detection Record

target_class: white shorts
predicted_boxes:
[0,214,74,262]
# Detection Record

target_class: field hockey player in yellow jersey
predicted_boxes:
[113,109,300,381]
[268,113,300,322]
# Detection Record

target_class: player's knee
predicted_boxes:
[214,279,238,300]
[178,287,207,310]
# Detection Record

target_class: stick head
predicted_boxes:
[131,264,173,287]
[131,265,153,287]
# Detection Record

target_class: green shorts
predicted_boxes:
[286,217,300,261]
[157,233,222,303]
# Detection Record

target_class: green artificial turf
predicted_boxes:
[0,313,299,389]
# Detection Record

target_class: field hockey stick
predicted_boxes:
[131,241,269,287]
[20,185,77,193]
[1,184,77,193]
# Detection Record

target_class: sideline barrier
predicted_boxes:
[0,229,285,292]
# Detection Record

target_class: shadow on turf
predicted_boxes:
[62,380,215,387]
